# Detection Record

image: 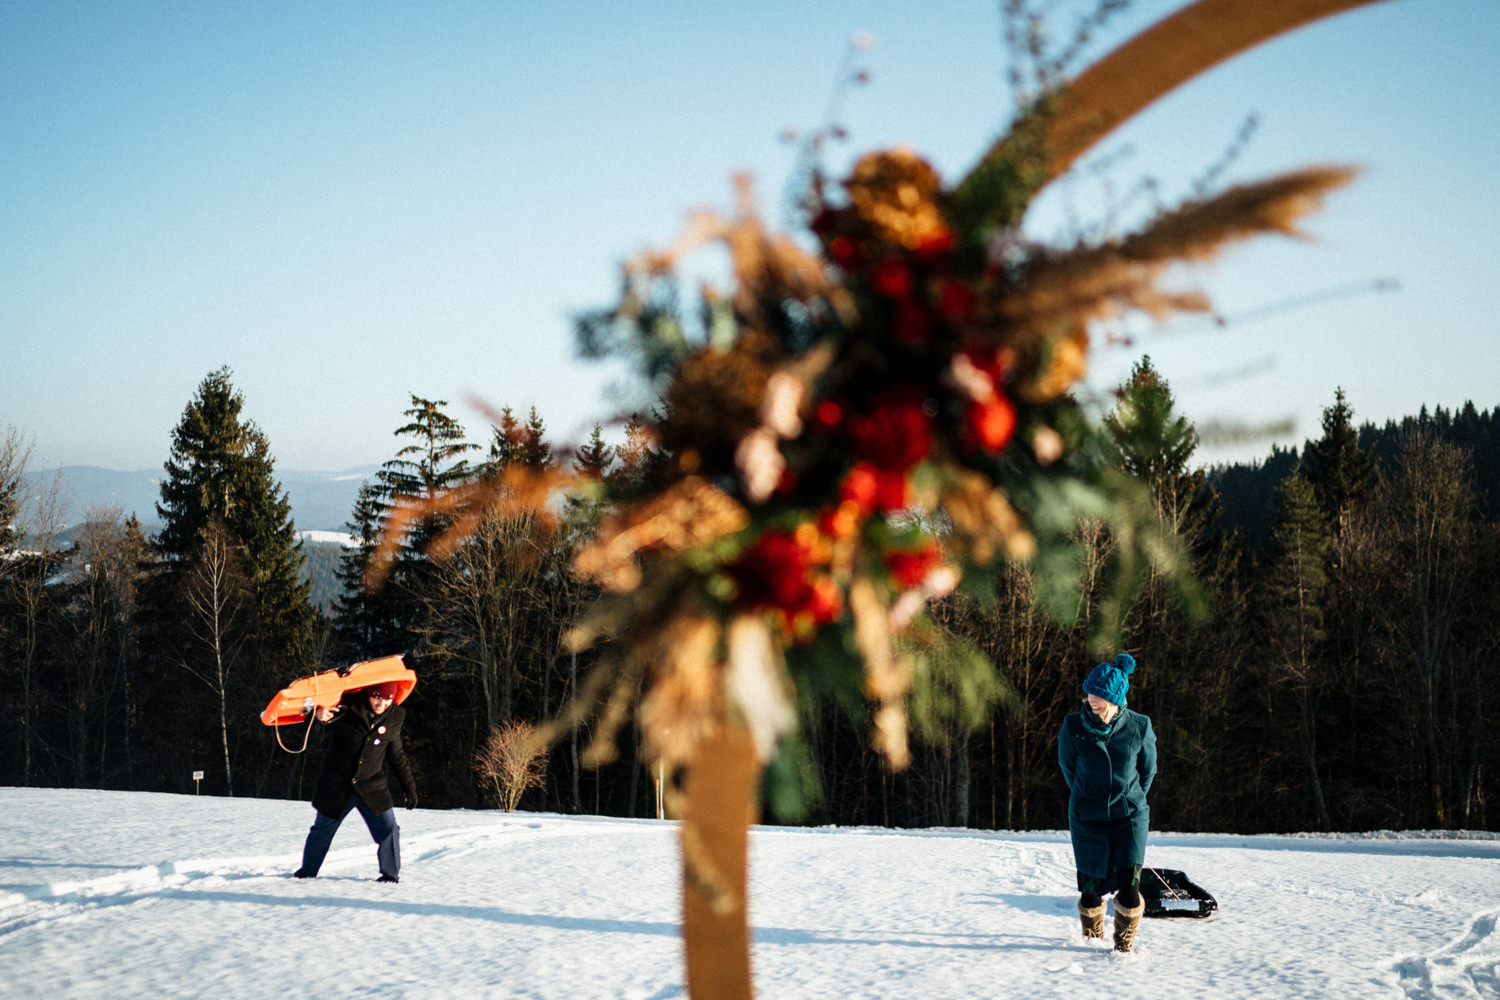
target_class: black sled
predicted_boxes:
[1141,867,1217,919]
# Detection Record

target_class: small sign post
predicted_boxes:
[192,770,204,795]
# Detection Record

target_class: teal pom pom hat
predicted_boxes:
[1083,653,1135,707]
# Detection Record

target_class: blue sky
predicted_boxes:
[3,0,1496,474]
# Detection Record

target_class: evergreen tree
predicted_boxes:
[335,396,479,663]
[150,369,316,796]
[574,425,614,481]
[155,367,315,667]
[378,395,479,502]
[0,426,25,555]
[1103,357,1233,830]
[1303,388,1374,534]
[484,405,555,474]
[1262,469,1332,828]
[1105,356,1201,520]
[331,480,404,658]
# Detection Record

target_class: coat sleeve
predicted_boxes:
[1137,715,1157,797]
[1058,718,1077,791]
[385,711,417,798]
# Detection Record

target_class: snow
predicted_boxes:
[3,788,1498,999]
[296,530,357,547]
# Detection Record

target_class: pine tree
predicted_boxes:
[335,396,480,663]
[155,367,315,667]
[150,368,316,795]
[484,406,554,474]
[1304,388,1374,534]
[379,395,479,502]
[1104,356,1209,537]
[1263,469,1332,829]
[331,480,405,658]
[574,425,614,481]
[1103,357,1232,829]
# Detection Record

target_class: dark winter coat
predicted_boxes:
[1058,706,1156,877]
[311,695,416,818]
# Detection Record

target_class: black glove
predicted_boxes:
[404,790,418,811]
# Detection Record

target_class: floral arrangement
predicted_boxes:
[563,125,1352,787]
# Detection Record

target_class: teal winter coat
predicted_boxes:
[1058,706,1157,877]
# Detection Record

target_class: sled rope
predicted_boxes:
[274,670,329,754]
[275,710,318,754]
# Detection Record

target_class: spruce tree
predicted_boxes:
[1304,388,1374,534]
[335,396,479,662]
[331,480,405,658]
[156,367,315,667]
[1105,356,1224,554]
[1103,357,1233,828]
[1263,469,1332,828]
[378,395,479,501]
[483,405,554,474]
[574,425,614,481]
[150,368,315,794]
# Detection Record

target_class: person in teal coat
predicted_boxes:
[1058,653,1156,952]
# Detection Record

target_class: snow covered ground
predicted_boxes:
[3,787,1497,999]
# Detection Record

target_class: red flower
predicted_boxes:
[962,346,1006,384]
[874,468,909,513]
[839,462,880,515]
[732,530,815,613]
[893,299,934,344]
[731,528,843,628]
[886,543,943,589]
[967,394,1017,453]
[938,279,977,321]
[828,236,860,267]
[912,228,955,262]
[870,259,911,299]
[807,577,843,624]
[847,391,932,473]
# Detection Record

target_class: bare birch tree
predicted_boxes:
[179,520,253,796]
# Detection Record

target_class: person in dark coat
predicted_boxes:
[1057,653,1156,952]
[292,681,418,883]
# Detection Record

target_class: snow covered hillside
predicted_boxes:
[3,788,1496,999]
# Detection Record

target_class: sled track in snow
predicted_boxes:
[1394,908,1500,1000]
[0,821,541,941]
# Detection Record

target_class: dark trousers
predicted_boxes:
[299,793,400,878]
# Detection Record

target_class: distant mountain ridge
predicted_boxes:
[25,465,380,534]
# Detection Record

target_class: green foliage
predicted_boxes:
[379,395,480,501]
[155,367,315,667]
[1266,470,1329,629]
[1303,388,1374,528]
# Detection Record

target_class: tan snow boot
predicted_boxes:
[1078,898,1106,940]
[1113,896,1145,952]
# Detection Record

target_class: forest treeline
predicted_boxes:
[2,363,1496,833]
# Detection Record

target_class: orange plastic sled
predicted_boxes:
[260,655,417,726]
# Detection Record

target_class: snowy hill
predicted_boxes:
[3,788,1496,999]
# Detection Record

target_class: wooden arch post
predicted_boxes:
[681,726,761,1000]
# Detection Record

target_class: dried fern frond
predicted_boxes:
[848,575,912,770]
[365,463,576,590]
[993,165,1356,398]
[940,469,1038,564]
[1126,165,1357,262]
[574,477,750,593]
[637,611,724,769]
[625,174,835,324]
